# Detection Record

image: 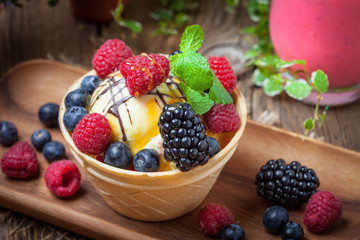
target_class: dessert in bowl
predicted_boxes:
[59,25,247,221]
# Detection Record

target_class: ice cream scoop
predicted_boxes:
[89,71,186,156]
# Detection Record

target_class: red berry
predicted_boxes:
[303,191,343,233]
[96,154,104,163]
[198,203,234,236]
[120,53,170,97]
[204,103,240,133]
[208,56,237,94]
[1,141,38,179]
[72,113,111,155]
[44,160,81,198]
[92,39,133,79]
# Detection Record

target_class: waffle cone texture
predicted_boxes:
[59,71,247,221]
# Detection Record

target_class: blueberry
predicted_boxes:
[38,103,59,128]
[31,129,51,151]
[104,141,132,169]
[169,50,182,57]
[64,89,91,108]
[263,206,289,233]
[42,141,65,162]
[208,136,220,157]
[81,75,100,94]
[63,106,88,132]
[0,121,18,147]
[221,224,245,240]
[133,149,160,172]
[280,221,304,240]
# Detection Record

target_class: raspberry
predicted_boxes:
[1,141,38,179]
[72,113,111,155]
[208,56,237,93]
[120,53,170,97]
[198,203,234,237]
[92,39,133,79]
[44,160,81,198]
[204,103,240,133]
[303,191,343,233]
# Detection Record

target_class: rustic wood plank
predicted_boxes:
[1,0,360,239]
[1,60,360,240]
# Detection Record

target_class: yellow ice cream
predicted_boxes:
[89,71,185,162]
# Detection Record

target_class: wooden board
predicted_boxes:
[0,60,359,240]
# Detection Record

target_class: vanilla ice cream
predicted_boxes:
[89,71,185,157]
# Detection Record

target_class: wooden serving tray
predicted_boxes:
[1,60,359,239]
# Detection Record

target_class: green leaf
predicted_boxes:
[320,106,329,126]
[150,9,173,21]
[304,118,314,131]
[209,73,233,104]
[263,75,283,96]
[169,49,213,91]
[118,19,143,33]
[311,70,329,93]
[180,82,214,114]
[179,24,204,52]
[284,79,312,100]
[113,3,124,19]
[252,68,266,86]
[174,12,190,25]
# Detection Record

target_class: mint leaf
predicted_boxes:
[209,73,233,104]
[180,82,214,114]
[252,68,266,86]
[285,79,312,100]
[311,70,328,93]
[169,49,213,91]
[263,75,283,96]
[304,118,314,131]
[179,24,203,52]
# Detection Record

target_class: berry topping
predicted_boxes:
[92,39,133,79]
[255,159,320,206]
[64,89,91,108]
[158,103,211,172]
[81,75,101,94]
[96,154,104,163]
[303,191,343,233]
[0,121,18,147]
[280,221,304,240]
[63,106,88,132]
[120,53,170,97]
[169,50,182,57]
[262,206,289,234]
[221,224,245,240]
[72,113,111,155]
[104,141,132,169]
[133,149,160,172]
[38,103,59,128]
[1,141,38,179]
[198,203,234,237]
[204,103,240,133]
[31,129,51,151]
[44,160,81,198]
[208,56,237,94]
[208,136,220,158]
[42,141,66,163]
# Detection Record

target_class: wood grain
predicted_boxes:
[1,0,360,239]
[1,60,360,240]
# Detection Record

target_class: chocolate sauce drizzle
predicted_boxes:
[90,75,185,142]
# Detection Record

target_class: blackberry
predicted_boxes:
[158,103,210,172]
[255,159,320,206]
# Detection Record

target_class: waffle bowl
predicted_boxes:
[59,71,247,221]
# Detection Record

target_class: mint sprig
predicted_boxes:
[169,24,233,114]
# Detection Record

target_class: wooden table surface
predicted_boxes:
[1,0,359,239]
